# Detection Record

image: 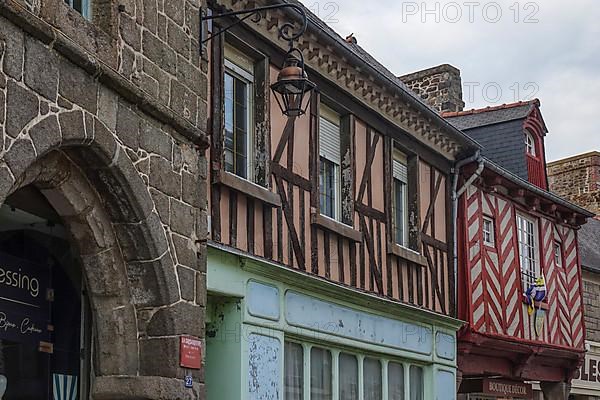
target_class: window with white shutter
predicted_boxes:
[223,44,254,181]
[319,105,341,220]
[393,149,409,247]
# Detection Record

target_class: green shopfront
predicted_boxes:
[206,246,461,400]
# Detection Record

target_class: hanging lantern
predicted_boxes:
[270,48,316,117]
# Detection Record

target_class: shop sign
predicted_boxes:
[483,378,533,399]
[573,349,600,392]
[0,252,51,345]
[180,336,202,369]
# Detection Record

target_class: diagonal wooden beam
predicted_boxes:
[274,174,306,269]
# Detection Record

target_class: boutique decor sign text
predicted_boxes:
[0,252,51,345]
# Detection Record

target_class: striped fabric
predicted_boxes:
[53,374,78,400]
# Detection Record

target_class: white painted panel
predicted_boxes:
[436,370,456,400]
[247,281,280,321]
[248,334,281,400]
[284,291,432,355]
[435,332,456,361]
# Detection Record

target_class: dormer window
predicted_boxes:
[525,131,536,157]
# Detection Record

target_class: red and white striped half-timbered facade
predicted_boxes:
[457,159,593,396]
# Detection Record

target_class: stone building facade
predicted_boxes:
[0,0,208,397]
[399,64,465,114]
[548,151,600,218]
[549,153,600,398]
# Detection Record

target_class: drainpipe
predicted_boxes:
[451,150,484,317]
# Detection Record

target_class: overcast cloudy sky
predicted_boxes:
[298,0,600,161]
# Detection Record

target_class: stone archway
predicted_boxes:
[0,109,203,399]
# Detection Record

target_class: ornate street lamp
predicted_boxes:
[201,3,316,116]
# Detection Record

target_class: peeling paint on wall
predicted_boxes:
[248,333,281,400]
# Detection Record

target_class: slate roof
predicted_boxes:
[280,0,481,152]
[579,218,600,272]
[443,101,540,131]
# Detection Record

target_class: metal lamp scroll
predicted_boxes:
[200,3,316,117]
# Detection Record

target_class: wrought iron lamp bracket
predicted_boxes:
[200,3,308,56]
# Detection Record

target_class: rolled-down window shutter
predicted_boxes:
[393,158,408,183]
[319,106,341,165]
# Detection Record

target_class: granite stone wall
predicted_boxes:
[548,152,600,218]
[583,272,600,343]
[399,64,465,114]
[0,0,208,397]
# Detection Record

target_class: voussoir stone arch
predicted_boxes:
[0,109,183,379]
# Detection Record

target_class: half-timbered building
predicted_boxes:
[203,2,481,399]
[443,102,594,399]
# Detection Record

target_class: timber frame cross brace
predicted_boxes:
[199,3,308,57]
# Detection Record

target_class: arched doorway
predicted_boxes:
[0,185,91,399]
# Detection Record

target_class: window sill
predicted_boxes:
[387,243,427,267]
[310,213,362,242]
[215,171,281,208]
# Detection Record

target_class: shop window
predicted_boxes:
[284,342,304,400]
[409,365,424,400]
[0,189,90,400]
[224,45,254,181]
[310,347,332,400]
[363,357,382,400]
[393,150,409,247]
[339,353,358,400]
[319,104,341,221]
[388,362,404,400]
[517,214,540,288]
[65,0,91,19]
[483,216,495,246]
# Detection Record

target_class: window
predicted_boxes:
[409,366,424,400]
[393,149,409,247]
[388,362,405,400]
[517,214,539,288]
[310,347,332,400]
[339,353,358,400]
[282,342,424,400]
[363,358,382,400]
[554,241,563,268]
[319,105,341,220]
[525,131,536,157]
[483,217,495,246]
[224,46,254,180]
[65,0,90,19]
[284,342,304,400]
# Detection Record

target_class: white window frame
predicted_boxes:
[516,213,540,288]
[392,148,409,248]
[525,131,536,157]
[224,45,254,181]
[482,216,495,246]
[554,240,563,268]
[319,104,342,222]
[66,0,91,19]
[283,340,425,400]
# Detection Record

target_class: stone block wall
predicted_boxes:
[548,152,600,217]
[583,271,600,342]
[399,64,465,114]
[0,0,209,397]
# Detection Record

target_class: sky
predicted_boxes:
[297,0,600,161]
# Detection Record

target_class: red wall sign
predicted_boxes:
[179,336,202,369]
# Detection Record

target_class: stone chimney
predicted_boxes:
[548,151,600,218]
[399,64,465,114]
